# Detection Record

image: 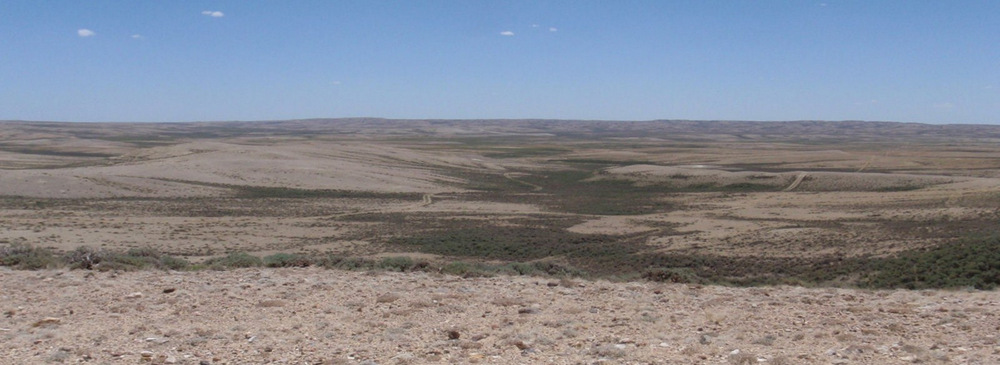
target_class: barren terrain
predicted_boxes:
[4,267,1000,364]
[2,119,1000,363]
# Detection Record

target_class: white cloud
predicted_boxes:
[549,27,558,32]
[531,24,539,28]
[202,10,224,17]
[131,34,142,39]
[77,29,95,37]
[500,31,514,36]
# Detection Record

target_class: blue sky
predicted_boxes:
[1,1,998,124]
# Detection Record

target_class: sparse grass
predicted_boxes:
[64,247,191,271]
[148,178,423,200]
[865,234,1000,289]
[379,256,429,272]
[728,351,758,365]
[874,185,924,192]
[0,245,193,271]
[642,267,703,284]
[0,244,60,270]
[3,230,999,290]
[589,344,626,358]
[481,146,569,158]
[204,252,263,269]
[391,225,626,262]
[234,185,422,200]
[263,253,312,268]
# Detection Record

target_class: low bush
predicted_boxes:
[263,253,313,268]
[204,252,262,269]
[866,235,1000,289]
[642,267,703,284]
[378,256,416,271]
[0,244,60,270]
[65,246,192,271]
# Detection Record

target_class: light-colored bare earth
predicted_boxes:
[0,140,482,198]
[2,268,999,364]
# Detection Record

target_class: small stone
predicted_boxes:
[257,300,286,308]
[376,293,401,303]
[125,292,144,299]
[162,288,176,294]
[140,351,154,358]
[32,317,61,327]
[546,281,559,287]
[518,308,539,314]
[512,340,530,350]
[447,330,460,340]
[165,355,178,364]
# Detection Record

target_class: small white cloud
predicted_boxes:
[531,24,539,28]
[202,10,224,17]
[933,102,955,109]
[77,29,95,37]
[549,27,558,32]
[131,34,142,39]
[500,31,514,36]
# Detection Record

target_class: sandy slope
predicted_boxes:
[1,268,998,364]
[0,140,478,198]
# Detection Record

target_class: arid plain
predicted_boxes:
[2,119,1000,364]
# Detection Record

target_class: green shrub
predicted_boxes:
[0,244,60,270]
[529,261,586,277]
[331,257,377,271]
[263,253,313,267]
[378,256,416,271]
[642,267,702,283]
[64,246,104,270]
[158,255,191,270]
[507,262,538,275]
[204,252,263,268]
[441,261,475,276]
[866,235,1000,289]
[65,246,192,271]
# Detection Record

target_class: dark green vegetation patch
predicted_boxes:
[868,235,1000,289]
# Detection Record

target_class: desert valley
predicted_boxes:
[2,119,1000,364]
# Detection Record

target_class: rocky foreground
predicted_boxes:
[1,267,998,364]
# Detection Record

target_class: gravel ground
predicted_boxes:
[2,267,999,364]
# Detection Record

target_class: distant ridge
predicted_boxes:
[3,118,1000,141]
